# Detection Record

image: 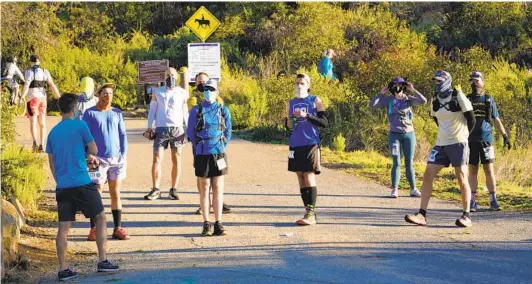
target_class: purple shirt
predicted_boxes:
[369,91,427,133]
[82,106,127,158]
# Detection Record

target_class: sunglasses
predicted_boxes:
[204,86,216,92]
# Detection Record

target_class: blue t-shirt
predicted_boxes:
[82,107,127,158]
[468,94,500,142]
[187,101,232,155]
[288,95,321,147]
[46,119,94,189]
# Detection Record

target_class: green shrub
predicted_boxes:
[1,83,16,146]
[332,133,346,152]
[1,144,47,210]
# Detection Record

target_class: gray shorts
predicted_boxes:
[427,142,469,167]
[153,127,186,152]
[89,156,127,184]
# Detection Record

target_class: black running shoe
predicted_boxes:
[58,268,78,281]
[144,188,161,200]
[455,214,472,228]
[201,221,213,236]
[97,259,119,272]
[222,203,232,214]
[196,207,202,215]
[168,188,180,200]
[213,221,227,236]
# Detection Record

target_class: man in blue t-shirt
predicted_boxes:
[83,82,129,241]
[467,71,511,212]
[46,93,119,281]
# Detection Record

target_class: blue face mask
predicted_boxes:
[204,90,216,102]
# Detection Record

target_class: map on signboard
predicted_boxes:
[185,6,220,42]
[137,60,168,84]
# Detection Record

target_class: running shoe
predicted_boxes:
[390,188,399,198]
[58,268,78,281]
[112,227,129,240]
[32,141,39,153]
[201,221,213,237]
[455,214,472,228]
[196,207,202,215]
[404,212,427,226]
[296,206,317,225]
[144,188,161,200]
[410,188,422,197]
[168,188,180,200]
[97,260,119,272]
[222,203,232,214]
[213,221,227,236]
[87,227,96,241]
[470,200,478,212]
[37,144,44,153]
[490,199,501,211]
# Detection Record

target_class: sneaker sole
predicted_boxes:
[490,207,502,211]
[112,235,130,240]
[97,268,119,272]
[59,275,79,281]
[168,196,179,200]
[86,238,96,242]
[222,210,232,214]
[201,233,213,237]
[296,220,316,226]
[404,215,427,226]
[144,194,161,200]
[470,208,477,212]
[455,219,472,228]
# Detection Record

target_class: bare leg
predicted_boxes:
[108,179,122,210]
[211,176,224,221]
[455,165,471,212]
[198,177,211,222]
[93,211,107,261]
[56,221,71,270]
[468,165,479,200]
[152,149,164,189]
[483,163,496,194]
[302,172,316,187]
[170,148,182,189]
[37,114,46,146]
[29,115,38,145]
[419,164,445,210]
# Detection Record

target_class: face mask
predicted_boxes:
[296,87,308,99]
[204,90,217,102]
[166,77,177,89]
[196,83,205,92]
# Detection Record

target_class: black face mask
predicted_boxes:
[165,77,177,88]
[389,85,403,94]
[196,83,205,92]
[471,83,483,95]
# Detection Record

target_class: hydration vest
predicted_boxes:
[28,65,47,89]
[432,88,461,113]
[194,102,226,146]
[467,93,493,124]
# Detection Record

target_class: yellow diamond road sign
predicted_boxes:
[186,6,220,42]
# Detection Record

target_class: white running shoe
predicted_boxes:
[410,188,422,197]
[390,188,399,198]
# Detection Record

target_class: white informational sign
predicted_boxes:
[188,43,221,83]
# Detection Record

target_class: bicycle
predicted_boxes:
[1,78,26,116]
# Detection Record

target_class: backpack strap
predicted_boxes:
[484,93,492,122]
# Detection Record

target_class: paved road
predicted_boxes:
[15,117,532,284]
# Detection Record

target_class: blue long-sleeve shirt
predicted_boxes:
[82,106,128,158]
[187,101,232,155]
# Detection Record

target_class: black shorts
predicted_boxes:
[288,144,321,174]
[469,141,495,165]
[194,153,228,178]
[56,183,104,222]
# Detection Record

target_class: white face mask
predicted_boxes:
[295,87,309,99]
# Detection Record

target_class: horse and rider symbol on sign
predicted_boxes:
[195,14,210,29]
[186,6,220,42]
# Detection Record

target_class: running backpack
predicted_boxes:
[432,88,461,113]
[28,66,47,89]
[388,98,413,121]
[467,93,493,123]
[194,102,226,145]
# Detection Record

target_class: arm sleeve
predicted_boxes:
[147,100,157,129]
[223,106,232,146]
[369,94,388,109]
[308,111,328,127]
[464,111,476,132]
[187,107,198,145]
[409,90,428,106]
[118,111,128,156]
